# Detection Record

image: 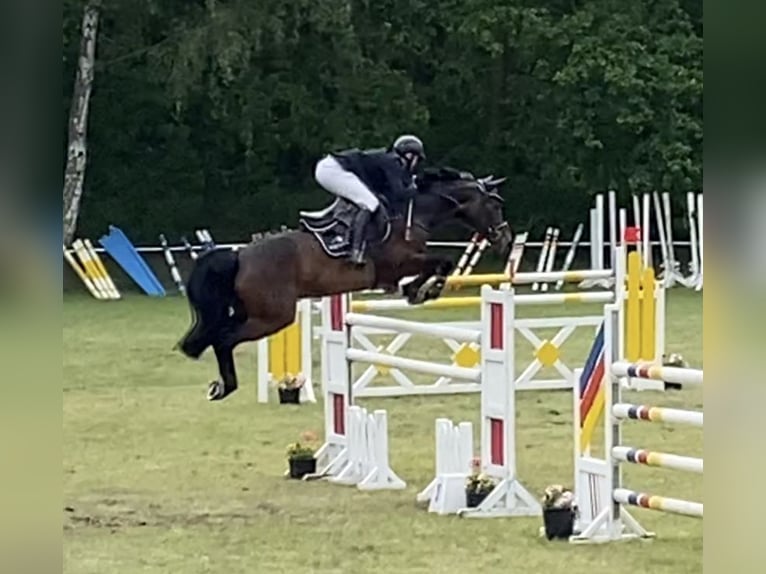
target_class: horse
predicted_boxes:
[176,167,513,401]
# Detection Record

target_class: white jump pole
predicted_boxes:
[608,189,618,274]
[540,227,560,292]
[581,194,611,289]
[652,191,672,287]
[555,223,584,291]
[661,191,683,285]
[589,208,598,272]
[618,208,627,251]
[532,227,553,292]
[696,194,703,291]
[632,194,643,262]
[642,193,651,269]
[686,191,701,288]
[595,193,605,272]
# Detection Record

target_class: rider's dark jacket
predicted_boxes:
[331,147,416,212]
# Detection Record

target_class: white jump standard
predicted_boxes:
[417,419,475,515]
[317,284,541,516]
[411,285,542,517]
[310,295,405,490]
[326,405,406,491]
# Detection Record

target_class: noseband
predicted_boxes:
[486,220,509,243]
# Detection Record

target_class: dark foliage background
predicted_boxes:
[63,0,702,243]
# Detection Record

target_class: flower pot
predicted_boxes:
[542,507,575,540]
[288,457,316,479]
[466,490,489,508]
[278,387,300,404]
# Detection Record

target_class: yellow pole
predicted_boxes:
[640,266,656,360]
[84,239,120,299]
[269,330,287,380]
[284,319,302,376]
[63,246,103,299]
[626,251,641,361]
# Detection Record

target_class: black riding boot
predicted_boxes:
[349,208,372,265]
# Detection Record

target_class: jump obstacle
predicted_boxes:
[415,253,670,518]
[569,301,703,543]
[294,249,689,525]
[337,246,666,397]
[313,283,542,517]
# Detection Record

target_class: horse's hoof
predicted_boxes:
[207,381,225,401]
[207,381,238,401]
[406,288,424,305]
[417,276,445,304]
[428,277,446,299]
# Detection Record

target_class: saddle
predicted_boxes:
[299,198,391,258]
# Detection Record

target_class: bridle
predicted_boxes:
[486,220,510,244]
[392,172,509,242]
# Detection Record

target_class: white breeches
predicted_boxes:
[314,156,380,211]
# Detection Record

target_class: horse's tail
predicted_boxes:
[175,248,239,359]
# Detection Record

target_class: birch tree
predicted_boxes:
[63,0,100,245]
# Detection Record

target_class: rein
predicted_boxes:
[381,175,505,239]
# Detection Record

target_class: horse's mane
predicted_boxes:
[417,166,477,192]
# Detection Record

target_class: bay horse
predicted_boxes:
[176,167,513,401]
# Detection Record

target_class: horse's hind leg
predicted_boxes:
[206,311,296,402]
[207,343,239,401]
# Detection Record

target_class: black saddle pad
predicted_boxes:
[299,198,391,258]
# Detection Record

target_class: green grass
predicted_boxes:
[64,290,703,574]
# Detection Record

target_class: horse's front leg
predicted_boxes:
[400,255,454,304]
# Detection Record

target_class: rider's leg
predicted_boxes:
[348,208,372,265]
[314,156,380,210]
[314,156,380,264]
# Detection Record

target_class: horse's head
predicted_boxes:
[418,168,513,258]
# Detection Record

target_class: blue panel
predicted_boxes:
[99,226,165,296]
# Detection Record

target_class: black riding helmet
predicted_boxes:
[392,134,426,170]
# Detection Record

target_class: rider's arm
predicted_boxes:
[381,156,416,201]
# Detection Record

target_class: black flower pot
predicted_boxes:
[288,457,316,479]
[542,507,575,540]
[466,490,489,508]
[278,387,300,404]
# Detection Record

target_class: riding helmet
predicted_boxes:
[392,134,426,161]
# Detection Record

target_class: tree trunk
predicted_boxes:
[63,1,101,246]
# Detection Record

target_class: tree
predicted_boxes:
[63,0,101,245]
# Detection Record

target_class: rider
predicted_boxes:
[314,134,426,265]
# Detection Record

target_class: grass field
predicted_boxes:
[63,289,703,574]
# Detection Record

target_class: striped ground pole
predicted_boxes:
[614,488,703,517]
[611,361,703,386]
[612,446,703,473]
[612,403,703,427]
